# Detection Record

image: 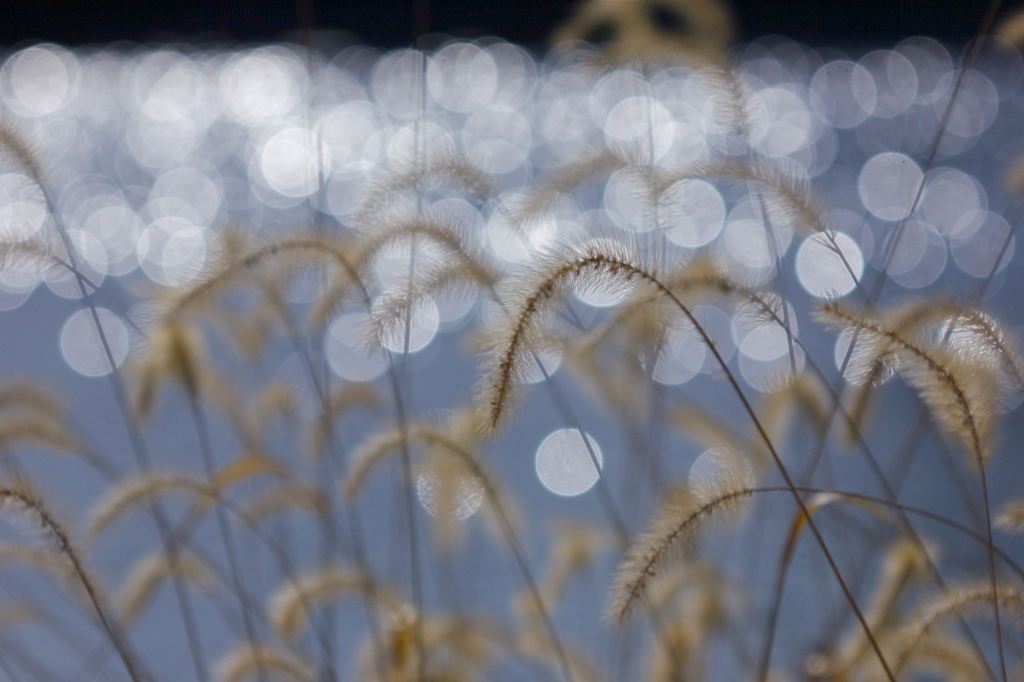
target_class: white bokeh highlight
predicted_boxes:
[60,308,129,377]
[535,429,603,497]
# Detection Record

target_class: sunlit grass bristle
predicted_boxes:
[538,521,610,605]
[0,544,78,589]
[0,123,45,185]
[831,539,932,674]
[608,448,753,624]
[0,475,144,681]
[87,472,209,537]
[0,382,65,420]
[671,404,770,474]
[0,415,83,456]
[119,551,212,626]
[893,584,1024,679]
[996,499,1024,533]
[268,568,372,640]
[758,375,832,447]
[240,483,328,523]
[654,157,830,236]
[363,215,500,347]
[132,319,208,420]
[358,216,498,289]
[818,300,1001,461]
[154,229,367,333]
[0,231,72,278]
[514,150,632,228]
[356,149,492,227]
[477,240,651,434]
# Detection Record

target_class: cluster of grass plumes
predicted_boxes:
[1,14,1024,682]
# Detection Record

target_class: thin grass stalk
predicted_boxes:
[393,49,429,681]
[226,234,410,681]
[812,407,995,682]
[275,296,390,680]
[748,187,798,376]
[531,355,630,546]
[86,321,211,681]
[784,486,1024,578]
[20,164,212,682]
[369,270,427,680]
[0,584,122,681]
[791,359,999,681]
[777,344,998,679]
[647,484,1022,680]
[584,260,989,674]
[186,395,271,682]
[211,243,389,676]
[486,200,633,546]
[825,305,1005,679]
[870,0,1004,306]
[814,8,1011,675]
[755,510,816,681]
[382,349,427,680]
[410,431,577,682]
[792,363,997,681]
[853,9,1010,672]
[751,289,1001,676]
[0,484,147,682]
[536,251,896,679]
[118,467,358,681]
[265,287,346,679]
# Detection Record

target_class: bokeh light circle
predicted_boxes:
[325,312,388,382]
[1,45,79,118]
[377,298,441,354]
[810,60,876,129]
[535,429,603,497]
[663,179,726,248]
[259,128,323,198]
[951,210,1014,277]
[652,320,707,385]
[416,466,485,520]
[427,42,498,112]
[60,308,129,377]
[795,232,864,297]
[858,152,923,221]
[136,217,207,286]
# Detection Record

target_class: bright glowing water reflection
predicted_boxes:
[60,307,128,376]
[0,37,1017,400]
[536,428,603,497]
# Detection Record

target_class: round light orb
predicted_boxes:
[535,429,603,497]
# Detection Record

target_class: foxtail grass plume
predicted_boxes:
[608,447,753,623]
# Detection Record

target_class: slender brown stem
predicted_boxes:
[582,253,898,680]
